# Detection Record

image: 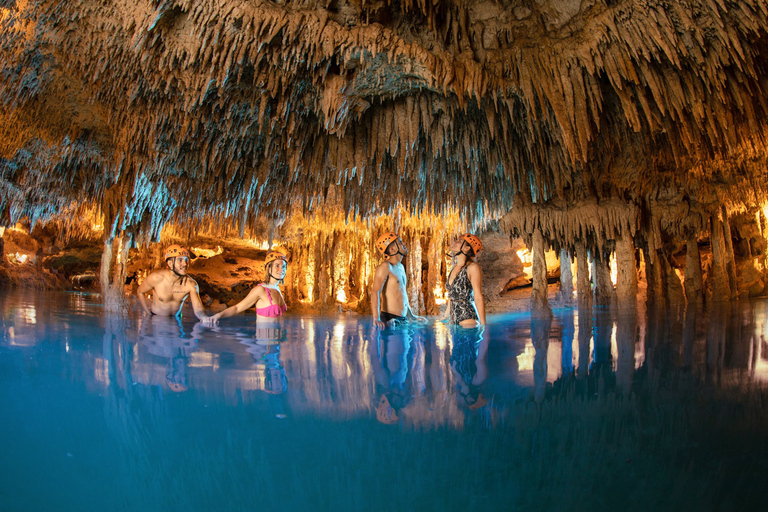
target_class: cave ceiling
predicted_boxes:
[2,0,768,239]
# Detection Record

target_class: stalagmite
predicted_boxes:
[99,237,113,301]
[710,212,732,302]
[426,227,446,315]
[721,206,738,299]
[99,233,130,312]
[591,253,615,306]
[662,254,685,307]
[406,235,424,315]
[531,228,551,318]
[615,234,637,311]
[644,245,666,310]
[575,240,591,310]
[684,234,703,303]
[557,248,574,306]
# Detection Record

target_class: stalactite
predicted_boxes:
[531,227,551,319]
[615,234,637,312]
[684,233,703,303]
[645,210,666,309]
[5,1,768,237]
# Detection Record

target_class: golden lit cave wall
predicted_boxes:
[278,209,464,314]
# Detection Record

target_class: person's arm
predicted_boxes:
[202,286,262,326]
[405,300,428,324]
[136,272,161,315]
[371,264,388,329]
[186,280,209,321]
[440,298,451,322]
[467,263,486,325]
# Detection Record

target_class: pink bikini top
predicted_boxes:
[255,284,287,318]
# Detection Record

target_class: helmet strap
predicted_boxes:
[266,261,285,285]
[168,258,185,280]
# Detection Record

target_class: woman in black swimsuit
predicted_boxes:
[442,234,486,327]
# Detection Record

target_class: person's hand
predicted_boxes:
[374,319,386,329]
[201,314,220,327]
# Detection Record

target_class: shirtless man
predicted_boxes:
[136,245,210,321]
[371,232,426,329]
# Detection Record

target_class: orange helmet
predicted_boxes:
[376,232,400,255]
[265,250,288,267]
[376,394,399,425]
[167,382,188,392]
[460,234,483,255]
[164,244,190,260]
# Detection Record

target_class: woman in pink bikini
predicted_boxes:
[202,251,288,325]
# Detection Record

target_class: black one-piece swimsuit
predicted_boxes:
[446,265,479,324]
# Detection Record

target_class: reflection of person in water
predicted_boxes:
[237,327,289,417]
[369,324,417,424]
[139,314,201,392]
[450,325,489,409]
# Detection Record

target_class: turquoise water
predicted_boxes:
[2,290,768,511]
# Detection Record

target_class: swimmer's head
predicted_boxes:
[265,250,288,283]
[164,244,190,276]
[264,367,288,394]
[449,234,482,259]
[376,232,407,258]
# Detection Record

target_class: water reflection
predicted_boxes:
[138,315,199,392]
[4,290,768,510]
[4,291,768,411]
[450,325,489,409]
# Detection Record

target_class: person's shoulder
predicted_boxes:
[185,275,200,288]
[251,283,268,295]
[145,269,167,282]
[467,262,482,273]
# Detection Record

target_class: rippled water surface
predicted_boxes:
[2,290,768,511]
